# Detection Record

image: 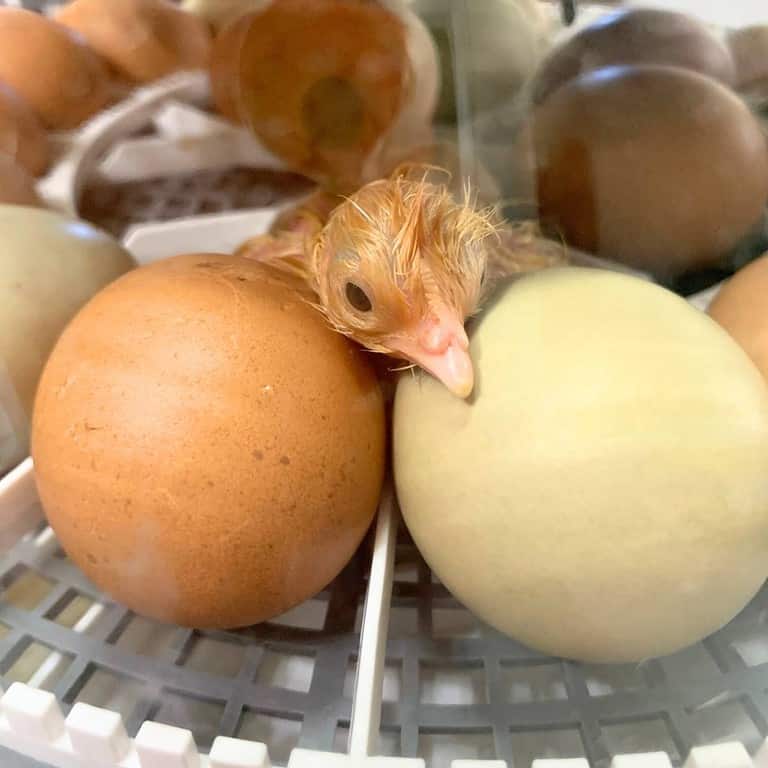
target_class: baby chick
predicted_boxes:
[238,166,566,398]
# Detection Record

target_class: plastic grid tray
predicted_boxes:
[2,1,768,766]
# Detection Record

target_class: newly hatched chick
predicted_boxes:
[238,167,566,397]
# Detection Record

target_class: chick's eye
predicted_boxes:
[345,281,373,312]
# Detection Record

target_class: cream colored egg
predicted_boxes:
[0,206,134,474]
[394,268,768,663]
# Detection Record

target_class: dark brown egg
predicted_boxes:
[533,65,768,277]
[32,254,386,629]
[532,8,735,105]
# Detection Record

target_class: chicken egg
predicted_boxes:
[532,7,735,105]
[0,206,134,474]
[0,156,42,208]
[533,65,768,278]
[394,268,768,663]
[709,252,768,382]
[0,8,113,129]
[55,0,212,85]
[32,253,386,628]
[728,25,768,100]
[0,83,48,177]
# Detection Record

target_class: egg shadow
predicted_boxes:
[465,274,527,407]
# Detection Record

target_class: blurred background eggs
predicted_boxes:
[0,206,134,475]
[32,254,386,628]
[728,24,768,100]
[0,82,48,177]
[0,156,42,207]
[394,268,768,663]
[55,0,212,85]
[411,0,551,122]
[709,252,768,382]
[531,7,735,105]
[0,7,113,129]
[532,65,768,279]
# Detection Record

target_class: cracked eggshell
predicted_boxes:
[394,268,768,663]
[31,253,386,628]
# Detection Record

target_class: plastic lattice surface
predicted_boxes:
[79,168,313,240]
[0,508,371,766]
[378,520,768,768]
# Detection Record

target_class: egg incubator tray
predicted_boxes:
[3,1,768,767]
[5,457,768,768]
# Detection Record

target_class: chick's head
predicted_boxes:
[312,169,499,397]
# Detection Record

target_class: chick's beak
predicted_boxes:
[389,312,474,398]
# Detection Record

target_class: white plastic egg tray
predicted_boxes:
[2,1,768,765]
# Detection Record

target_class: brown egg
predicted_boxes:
[709,252,768,381]
[211,0,410,188]
[0,155,42,206]
[532,8,735,105]
[55,0,212,85]
[0,8,112,130]
[533,65,768,277]
[728,25,768,97]
[0,83,48,176]
[32,254,386,629]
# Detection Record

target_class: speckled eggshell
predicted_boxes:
[394,268,768,663]
[0,206,134,475]
[32,253,386,629]
[709,252,768,382]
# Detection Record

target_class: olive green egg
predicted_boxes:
[0,206,134,473]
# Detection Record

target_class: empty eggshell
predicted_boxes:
[0,8,113,129]
[532,7,735,105]
[394,268,768,663]
[211,0,411,188]
[709,252,768,382]
[55,0,212,84]
[533,65,768,277]
[0,83,49,177]
[32,254,386,628]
